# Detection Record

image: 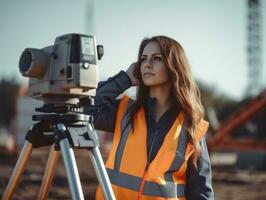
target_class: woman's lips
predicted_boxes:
[143,72,155,77]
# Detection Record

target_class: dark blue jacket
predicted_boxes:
[84,70,214,200]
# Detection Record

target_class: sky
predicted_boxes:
[0,0,265,100]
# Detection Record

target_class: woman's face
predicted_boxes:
[140,41,169,87]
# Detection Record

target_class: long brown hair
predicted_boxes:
[128,35,205,166]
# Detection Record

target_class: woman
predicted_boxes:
[84,36,214,200]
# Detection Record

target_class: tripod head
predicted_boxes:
[26,95,97,150]
[32,95,95,122]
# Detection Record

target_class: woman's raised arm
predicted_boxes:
[83,70,132,132]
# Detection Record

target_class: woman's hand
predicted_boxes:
[126,62,140,86]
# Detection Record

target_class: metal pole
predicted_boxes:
[89,147,116,200]
[56,123,84,200]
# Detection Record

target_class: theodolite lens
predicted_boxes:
[18,48,48,78]
[19,49,32,73]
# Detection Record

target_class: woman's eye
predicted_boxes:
[140,57,147,63]
[153,56,162,61]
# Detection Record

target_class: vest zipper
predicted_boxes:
[137,163,149,200]
[137,130,159,200]
[147,130,158,163]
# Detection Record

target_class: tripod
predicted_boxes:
[2,104,115,200]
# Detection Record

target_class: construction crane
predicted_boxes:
[246,0,263,96]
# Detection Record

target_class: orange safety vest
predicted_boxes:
[95,95,209,200]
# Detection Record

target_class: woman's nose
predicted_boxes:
[143,58,152,69]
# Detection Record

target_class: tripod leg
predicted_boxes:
[89,147,116,200]
[38,145,60,200]
[55,123,84,200]
[2,141,33,200]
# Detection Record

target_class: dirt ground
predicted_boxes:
[0,148,266,200]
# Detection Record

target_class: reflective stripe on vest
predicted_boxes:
[95,95,209,200]
[114,98,135,171]
[164,119,188,182]
[106,168,185,198]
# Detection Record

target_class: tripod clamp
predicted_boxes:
[27,112,99,151]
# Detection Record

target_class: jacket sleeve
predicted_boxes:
[185,137,214,200]
[83,70,132,132]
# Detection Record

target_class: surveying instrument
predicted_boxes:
[2,34,115,200]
